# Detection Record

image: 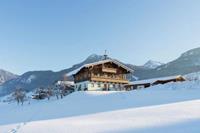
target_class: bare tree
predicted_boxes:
[51,81,74,100]
[46,86,53,100]
[53,85,60,99]
[59,85,65,99]
[12,88,26,105]
[52,85,66,99]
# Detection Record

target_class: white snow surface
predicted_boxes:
[0,81,200,133]
[185,71,200,81]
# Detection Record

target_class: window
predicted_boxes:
[103,84,107,91]
[91,83,94,87]
[113,84,116,88]
[78,85,82,91]
[84,83,88,91]
[98,82,101,87]
[118,84,121,88]
[108,84,111,91]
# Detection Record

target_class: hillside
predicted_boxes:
[0,81,200,133]
[0,69,17,85]
[0,55,105,96]
[131,47,200,79]
[147,47,200,78]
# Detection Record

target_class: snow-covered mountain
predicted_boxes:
[133,47,200,79]
[0,69,17,85]
[2,47,200,96]
[0,54,105,96]
[143,60,164,69]
[152,47,200,77]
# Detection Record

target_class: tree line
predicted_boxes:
[11,84,74,105]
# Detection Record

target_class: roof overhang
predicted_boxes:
[70,59,134,76]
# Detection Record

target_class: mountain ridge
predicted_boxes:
[1,47,200,96]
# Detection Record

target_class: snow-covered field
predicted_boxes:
[0,81,200,133]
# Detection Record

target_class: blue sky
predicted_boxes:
[0,0,200,74]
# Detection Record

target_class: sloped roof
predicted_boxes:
[129,75,185,85]
[67,59,134,76]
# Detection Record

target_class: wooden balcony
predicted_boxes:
[91,75,129,84]
[102,67,117,73]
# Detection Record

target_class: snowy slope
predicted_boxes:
[13,100,200,133]
[0,81,200,133]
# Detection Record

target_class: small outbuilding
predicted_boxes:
[125,75,186,90]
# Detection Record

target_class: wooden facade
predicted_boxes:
[73,60,133,91]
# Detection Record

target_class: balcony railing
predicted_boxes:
[102,67,117,73]
[90,74,128,83]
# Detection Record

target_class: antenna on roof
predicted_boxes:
[104,50,108,60]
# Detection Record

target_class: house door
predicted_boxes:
[104,84,108,91]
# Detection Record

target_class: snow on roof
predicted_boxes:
[67,59,134,76]
[129,75,185,85]
[56,81,75,85]
[66,67,82,76]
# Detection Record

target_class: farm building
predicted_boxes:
[125,75,186,90]
[72,59,134,91]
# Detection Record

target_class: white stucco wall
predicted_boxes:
[74,81,89,91]
[75,81,125,91]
